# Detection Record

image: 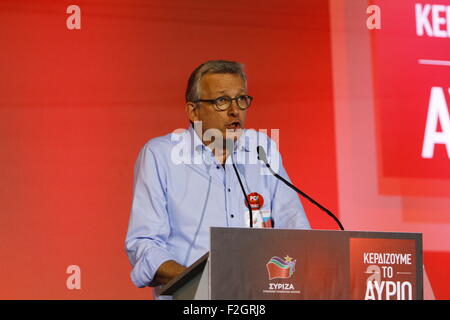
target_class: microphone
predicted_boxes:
[257,146,345,231]
[227,139,254,228]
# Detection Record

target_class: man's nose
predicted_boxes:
[227,99,240,116]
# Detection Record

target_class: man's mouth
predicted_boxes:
[225,121,241,130]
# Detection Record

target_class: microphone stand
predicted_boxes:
[227,139,254,228]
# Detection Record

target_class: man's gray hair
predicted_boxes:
[185,60,247,102]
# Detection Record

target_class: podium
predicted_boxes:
[159,227,423,300]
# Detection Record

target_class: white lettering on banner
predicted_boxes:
[363,253,412,265]
[415,3,450,38]
[365,280,413,300]
[269,283,295,290]
[422,87,450,159]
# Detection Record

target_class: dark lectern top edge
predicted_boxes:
[210,227,422,239]
[159,252,209,296]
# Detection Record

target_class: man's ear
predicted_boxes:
[186,102,199,123]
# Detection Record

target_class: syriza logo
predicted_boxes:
[262,256,300,295]
[266,256,296,280]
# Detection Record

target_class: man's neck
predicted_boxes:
[210,146,228,165]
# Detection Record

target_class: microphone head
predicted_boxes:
[257,146,269,164]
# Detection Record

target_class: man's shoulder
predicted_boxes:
[144,133,171,151]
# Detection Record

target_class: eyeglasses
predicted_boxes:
[192,95,253,111]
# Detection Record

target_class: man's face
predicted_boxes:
[187,73,248,145]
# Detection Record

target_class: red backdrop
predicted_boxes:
[0,0,448,299]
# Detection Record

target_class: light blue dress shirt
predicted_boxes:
[125,125,310,289]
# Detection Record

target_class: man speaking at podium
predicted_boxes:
[125,60,310,296]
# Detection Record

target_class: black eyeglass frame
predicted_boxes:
[191,95,253,111]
